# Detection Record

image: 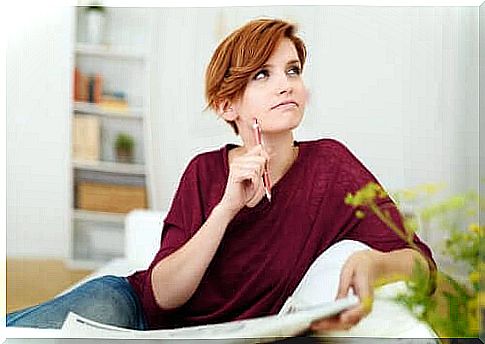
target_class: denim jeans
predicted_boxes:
[6,275,147,330]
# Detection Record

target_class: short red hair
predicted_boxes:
[205,18,307,135]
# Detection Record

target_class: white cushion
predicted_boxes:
[58,210,166,296]
[283,240,371,311]
[124,209,167,269]
[279,240,437,338]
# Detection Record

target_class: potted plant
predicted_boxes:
[85,3,106,45]
[115,133,134,163]
[345,182,482,338]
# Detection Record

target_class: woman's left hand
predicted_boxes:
[310,249,383,332]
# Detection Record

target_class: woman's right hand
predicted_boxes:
[219,145,270,213]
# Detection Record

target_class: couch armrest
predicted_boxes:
[125,209,167,269]
[59,210,167,296]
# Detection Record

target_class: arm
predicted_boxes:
[151,203,237,309]
[310,141,436,331]
[373,248,430,286]
[151,145,269,310]
[310,247,430,332]
[336,248,430,306]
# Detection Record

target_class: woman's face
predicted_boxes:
[231,37,307,135]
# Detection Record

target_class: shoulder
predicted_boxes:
[300,138,358,165]
[300,137,375,183]
[186,148,220,168]
[177,146,226,187]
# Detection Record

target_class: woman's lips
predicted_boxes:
[272,102,298,110]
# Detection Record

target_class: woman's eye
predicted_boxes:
[254,69,269,80]
[288,66,301,76]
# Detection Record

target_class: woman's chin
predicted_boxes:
[264,121,302,134]
[254,109,303,134]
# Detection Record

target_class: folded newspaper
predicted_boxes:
[61,294,359,341]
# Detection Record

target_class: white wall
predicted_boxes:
[149,6,478,212]
[7,6,74,258]
[6,5,478,258]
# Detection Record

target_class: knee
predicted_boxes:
[73,276,140,329]
[78,297,134,328]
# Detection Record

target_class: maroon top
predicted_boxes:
[127,138,436,330]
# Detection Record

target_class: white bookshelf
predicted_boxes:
[72,209,126,224]
[74,101,144,119]
[68,7,154,270]
[73,159,146,175]
[75,43,146,61]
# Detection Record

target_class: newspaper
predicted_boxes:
[60,294,359,341]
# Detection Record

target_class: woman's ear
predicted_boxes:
[217,100,238,121]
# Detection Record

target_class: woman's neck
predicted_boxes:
[239,131,299,186]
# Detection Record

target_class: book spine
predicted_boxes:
[73,67,80,101]
[72,115,100,161]
[88,76,95,103]
[94,74,103,103]
[80,74,89,102]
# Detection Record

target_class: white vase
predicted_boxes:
[86,10,105,45]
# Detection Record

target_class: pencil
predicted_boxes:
[252,118,272,202]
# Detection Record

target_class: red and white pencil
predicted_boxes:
[252,118,272,202]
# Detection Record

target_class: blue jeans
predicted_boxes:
[6,275,147,330]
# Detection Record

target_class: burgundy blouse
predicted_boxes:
[127,138,436,330]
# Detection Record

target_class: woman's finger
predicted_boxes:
[233,169,258,183]
[232,163,261,179]
[242,145,269,164]
[336,262,354,299]
[246,181,264,207]
[339,304,366,325]
[311,305,365,332]
[310,315,353,332]
[350,271,374,314]
[233,158,266,173]
[235,157,267,172]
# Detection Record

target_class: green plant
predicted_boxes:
[345,182,482,338]
[115,133,134,152]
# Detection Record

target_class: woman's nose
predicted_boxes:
[275,74,292,95]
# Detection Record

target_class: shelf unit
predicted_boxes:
[74,101,144,119]
[68,7,154,269]
[73,159,146,175]
[73,209,126,224]
[75,43,146,60]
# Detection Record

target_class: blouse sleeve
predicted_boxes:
[321,140,437,292]
[137,155,207,320]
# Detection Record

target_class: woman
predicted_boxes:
[7,18,436,333]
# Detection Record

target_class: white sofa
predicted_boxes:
[5,209,438,339]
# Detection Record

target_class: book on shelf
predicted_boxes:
[72,114,100,161]
[74,67,88,102]
[98,96,129,112]
[92,74,103,103]
[74,68,132,114]
[74,68,103,104]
